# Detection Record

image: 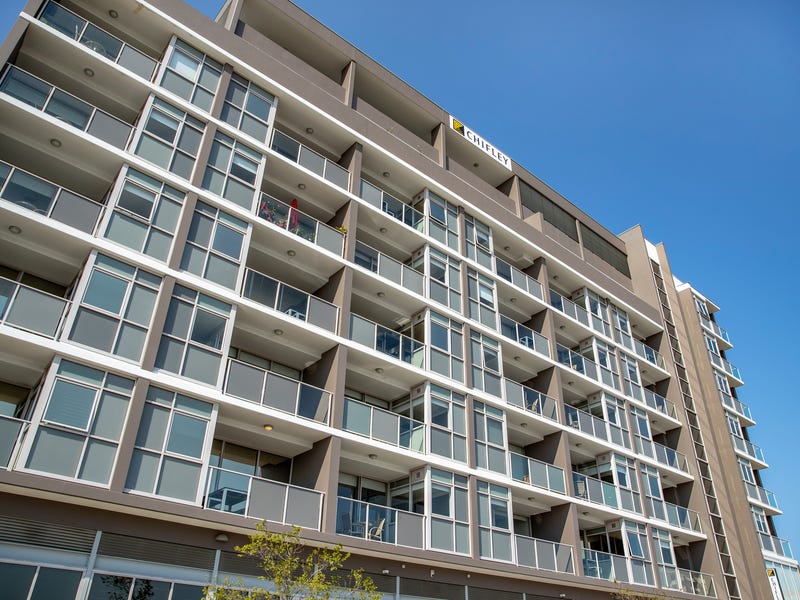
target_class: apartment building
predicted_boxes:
[0,0,796,598]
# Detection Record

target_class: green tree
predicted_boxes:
[204,522,381,600]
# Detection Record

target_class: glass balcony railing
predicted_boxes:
[646,497,702,533]
[759,533,794,559]
[0,160,103,233]
[257,194,345,256]
[499,315,550,357]
[503,379,558,422]
[708,350,742,381]
[204,466,323,530]
[565,404,609,442]
[0,65,133,149]
[271,130,349,190]
[730,433,766,464]
[0,414,29,469]
[514,534,574,574]
[619,334,666,371]
[37,0,158,80]
[0,276,70,338]
[699,312,731,345]
[582,549,634,583]
[508,452,565,495]
[354,241,424,296]
[359,179,424,230]
[744,481,780,511]
[642,387,677,419]
[494,257,543,301]
[343,397,426,453]
[557,344,621,391]
[335,497,425,549]
[658,564,717,597]
[720,391,752,421]
[223,358,330,424]
[572,471,642,514]
[348,314,425,369]
[241,269,339,333]
[635,437,689,473]
[550,289,592,330]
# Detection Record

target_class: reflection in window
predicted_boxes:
[135,98,204,180]
[160,39,221,112]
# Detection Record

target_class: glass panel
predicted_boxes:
[44,380,95,429]
[157,456,200,500]
[0,562,35,599]
[27,427,83,476]
[78,438,117,483]
[30,567,81,600]
[166,412,206,458]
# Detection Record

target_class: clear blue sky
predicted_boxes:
[2,0,799,551]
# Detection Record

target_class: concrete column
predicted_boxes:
[341,60,357,108]
[108,377,151,491]
[338,142,363,197]
[431,123,447,169]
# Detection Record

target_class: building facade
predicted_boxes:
[0,0,796,598]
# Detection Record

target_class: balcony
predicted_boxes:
[550,289,593,331]
[0,65,133,149]
[348,314,425,369]
[354,241,424,296]
[0,414,29,469]
[759,533,794,559]
[241,268,339,333]
[257,194,345,257]
[204,466,323,530]
[572,471,641,514]
[658,564,717,597]
[698,312,731,346]
[499,315,550,358]
[359,179,424,231]
[0,276,69,339]
[343,397,425,453]
[621,335,666,372]
[0,160,103,234]
[271,130,349,190]
[635,438,690,473]
[335,497,424,549]
[582,548,649,586]
[641,387,678,420]
[708,351,742,383]
[514,534,574,574]
[646,497,702,533]
[730,433,766,465]
[503,379,559,422]
[565,404,614,445]
[508,452,566,495]
[557,344,621,391]
[37,0,158,81]
[744,481,780,513]
[223,358,331,424]
[720,391,753,423]
[494,257,543,302]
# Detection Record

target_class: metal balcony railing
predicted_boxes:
[514,534,574,574]
[646,497,702,533]
[508,452,565,495]
[0,276,70,339]
[499,315,550,357]
[503,379,558,422]
[241,268,339,333]
[635,437,690,473]
[354,240,424,296]
[223,358,330,424]
[359,179,424,230]
[744,482,780,511]
[658,564,717,597]
[349,314,425,368]
[37,0,158,80]
[343,397,425,453]
[335,497,425,549]
[759,533,794,559]
[708,350,742,381]
[0,65,133,149]
[719,391,752,421]
[204,466,323,530]
[730,433,766,464]
[582,548,652,587]
[257,193,345,256]
[494,257,543,301]
[698,312,731,345]
[557,344,621,390]
[271,129,350,190]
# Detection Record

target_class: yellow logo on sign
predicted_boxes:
[452,118,465,135]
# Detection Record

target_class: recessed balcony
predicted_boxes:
[335,496,424,549]
[508,451,566,496]
[658,565,717,598]
[270,129,350,191]
[514,534,574,574]
[342,396,426,454]
[255,193,345,257]
[645,497,702,534]
[744,481,781,515]
[0,274,70,340]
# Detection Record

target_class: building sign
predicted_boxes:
[768,568,785,600]
[449,116,511,170]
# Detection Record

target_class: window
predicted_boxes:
[221,73,275,142]
[693,294,710,318]
[180,200,248,289]
[704,333,720,356]
[428,384,467,463]
[0,562,82,600]
[160,39,221,112]
[87,572,205,600]
[427,248,461,311]
[614,454,642,513]
[426,190,459,251]
[714,369,731,394]
[604,394,630,449]
[429,468,470,555]
[25,360,133,484]
[630,406,654,459]
[467,268,497,328]
[610,304,633,349]
[429,312,464,382]
[477,480,512,561]
[752,506,770,535]
[622,520,654,586]
[135,98,204,180]
[641,464,665,521]
[580,223,631,278]
[68,254,161,362]
[519,179,578,241]
[126,385,213,502]
[619,352,641,401]
[470,332,502,397]
[201,131,263,210]
[104,167,185,261]
[738,457,755,484]
[474,401,506,474]
[464,214,492,268]
[652,528,676,569]
[586,290,612,338]
[155,284,232,385]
